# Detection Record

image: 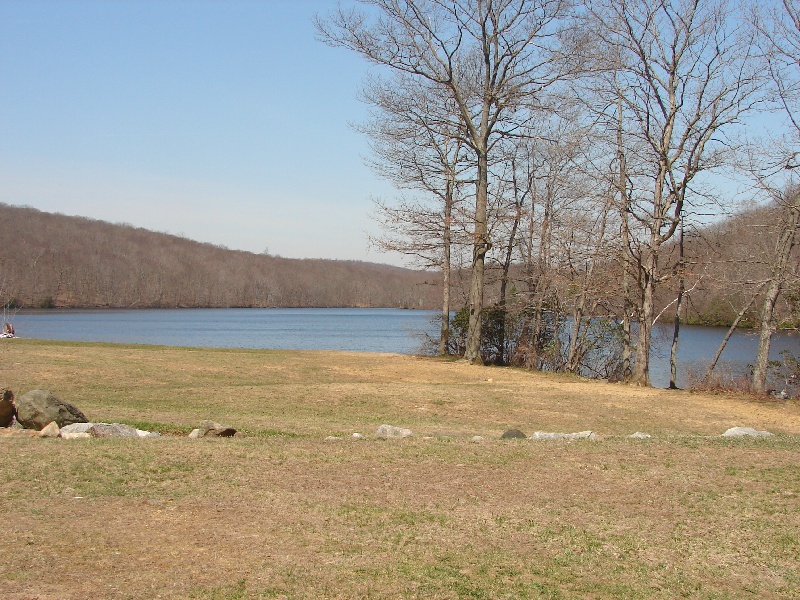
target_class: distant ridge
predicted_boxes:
[0,203,442,309]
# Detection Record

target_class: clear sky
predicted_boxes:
[0,0,406,265]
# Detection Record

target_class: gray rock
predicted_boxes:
[89,423,140,438]
[0,389,15,427]
[376,424,413,439]
[352,433,364,440]
[629,432,652,439]
[39,421,60,438]
[59,422,93,435]
[324,436,342,441]
[471,435,485,443]
[188,429,203,439]
[136,429,161,438]
[58,422,158,439]
[722,426,773,438]
[530,430,596,441]
[14,390,87,430]
[501,429,527,439]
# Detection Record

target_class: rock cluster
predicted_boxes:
[0,388,159,438]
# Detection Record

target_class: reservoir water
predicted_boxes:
[5,308,798,390]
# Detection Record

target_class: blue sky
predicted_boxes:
[0,0,404,264]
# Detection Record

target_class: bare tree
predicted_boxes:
[748,0,800,394]
[360,75,471,354]
[316,0,577,363]
[586,0,762,386]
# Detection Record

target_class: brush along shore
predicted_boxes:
[1,340,799,599]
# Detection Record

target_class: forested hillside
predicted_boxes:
[0,203,442,309]
[673,203,799,328]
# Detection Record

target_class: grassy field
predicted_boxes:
[1,339,799,599]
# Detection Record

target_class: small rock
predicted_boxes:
[136,429,161,438]
[501,429,527,439]
[722,426,773,438]
[198,420,237,437]
[471,435,485,443]
[629,432,652,439]
[39,421,60,438]
[188,429,203,439]
[375,424,413,439]
[324,436,342,441]
[352,433,364,440]
[530,430,596,441]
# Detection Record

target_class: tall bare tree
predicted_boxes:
[316,0,576,363]
[748,0,800,394]
[360,75,471,354]
[586,0,762,385]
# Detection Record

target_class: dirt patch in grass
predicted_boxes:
[1,340,799,598]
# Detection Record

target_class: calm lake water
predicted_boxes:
[5,308,798,389]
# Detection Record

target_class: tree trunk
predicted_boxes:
[669,222,685,389]
[438,174,454,356]
[631,249,656,386]
[704,289,761,380]
[752,278,782,394]
[464,150,489,364]
[752,200,799,394]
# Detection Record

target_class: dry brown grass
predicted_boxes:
[1,339,799,599]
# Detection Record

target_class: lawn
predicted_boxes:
[1,339,799,599]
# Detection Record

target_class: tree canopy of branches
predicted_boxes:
[317,0,578,363]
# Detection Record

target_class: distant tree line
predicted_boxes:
[0,203,442,310]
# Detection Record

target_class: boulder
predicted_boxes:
[375,424,413,439]
[722,426,773,438]
[0,389,15,427]
[14,390,87,430]
[39,421,60,438]
[501,429,527,439]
